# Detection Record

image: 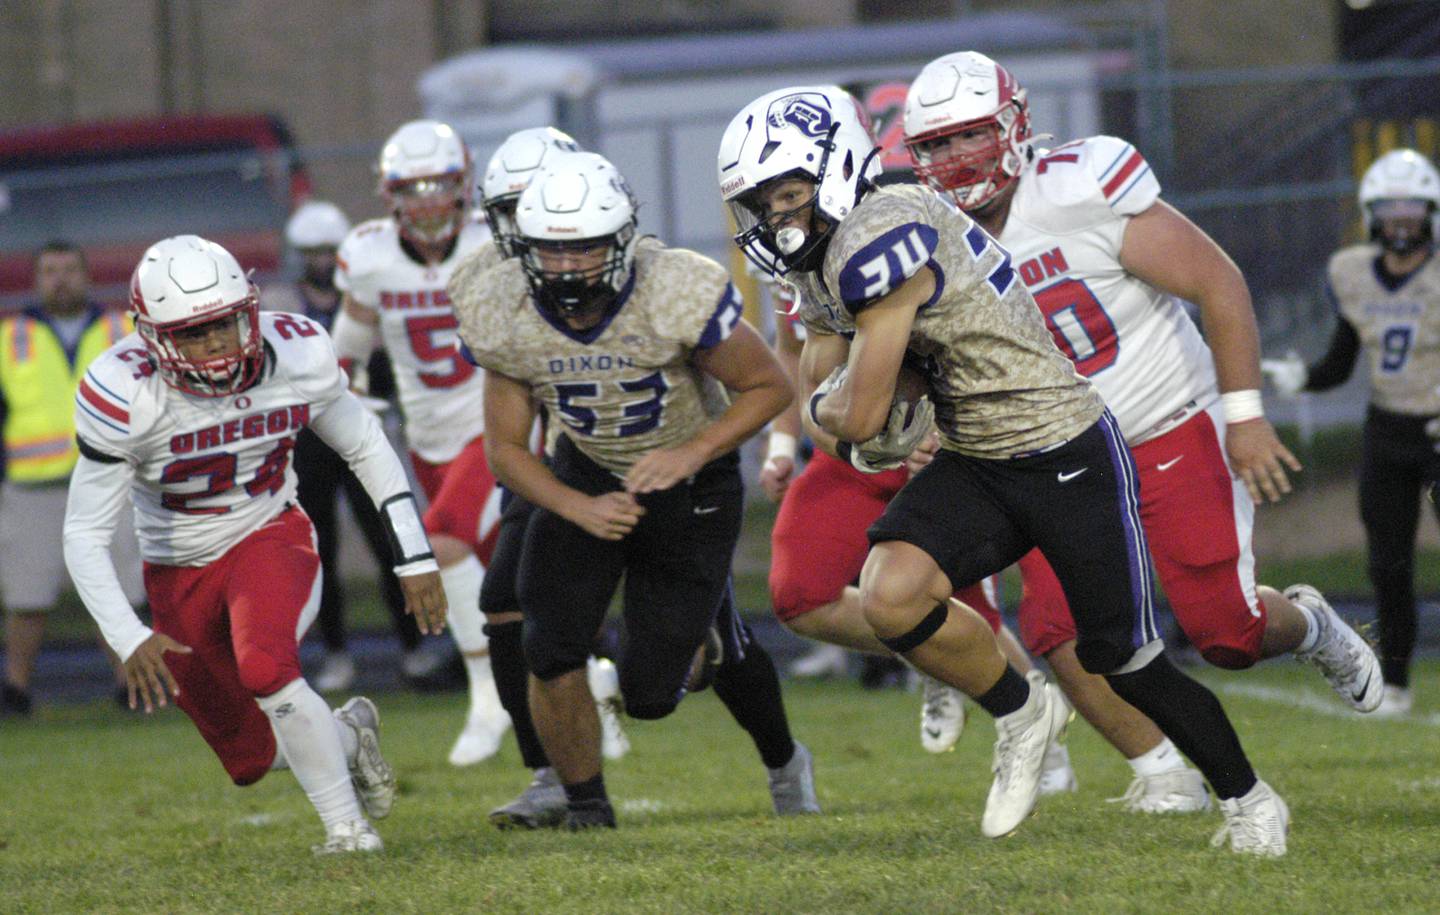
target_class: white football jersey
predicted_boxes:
[998,136,1218,442]
[74,313,349,566]
[336,216,491,462]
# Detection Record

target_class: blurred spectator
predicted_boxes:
[261,203,430,691]
[0,241,143,714]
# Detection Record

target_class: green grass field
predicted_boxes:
[2,660,1437,914]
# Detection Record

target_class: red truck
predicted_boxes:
[0,113,310,309]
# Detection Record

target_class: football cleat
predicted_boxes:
[767,741,821,815]
[564,799,617,830]
[1288,584,1383,712]
[790,643,849,679]
[489,768,568,830]
[334,697,396,820]
[919,674,966,753]
[1037,741,1078,796]
[1371,684,1413,719]
[981,671,1067,838]
[1211,780,1289,856]
[587,657,631,760]
[448,713,509,767]
[1107,768,1211,814]
[312,818,383,855]
[314,651,356,693]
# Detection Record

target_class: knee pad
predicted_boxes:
[522,625,589,682]
[1074,637,1131,676]
[236,647,298,697]
[876,603,948,655]
[624,697,680,721]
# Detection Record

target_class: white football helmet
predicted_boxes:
[514,152,638,320]
[1358,148,1440,254]
[482,127,583,258]
[377,119,472,247]
[285,200,351,249]
[129,235,262,397]
[718,85,882,276]
[903,51,1032,211]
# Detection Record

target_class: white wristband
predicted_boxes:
[394,558,440,577]
[766,431,797,462]
[1221,389,1264,424]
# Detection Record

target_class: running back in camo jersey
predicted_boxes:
[1327,243,1440,416]
[452,239,743,476]
[787,183,1103,458]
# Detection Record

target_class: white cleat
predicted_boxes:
[334,697,396,819]
[588,656,631,760]
[767,741,821,815]
[314,651,356,692]
[1211,779,1289,856]
[981,671,1068,838]
[312,818,383,855]
[919,674,966,754]
[1108,768,1211,813]
[1037,742,1078,796]
[448,712,510,767]
[1287,584,1383,712]
[1036,683,1076,796]
[789,643,849,679]
[1370,684,1413,719]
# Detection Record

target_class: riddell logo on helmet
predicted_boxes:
[721,175,747,196]
[192,300,224,312]
[547,226,580,233]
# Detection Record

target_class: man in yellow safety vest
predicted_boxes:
[0,241,143,715]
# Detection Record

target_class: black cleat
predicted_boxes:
[564,799,617,831]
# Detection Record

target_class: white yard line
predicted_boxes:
[1212,680,1440,725]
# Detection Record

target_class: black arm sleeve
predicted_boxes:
[1304,316,1361,392]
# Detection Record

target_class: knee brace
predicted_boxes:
[876,603,948,655]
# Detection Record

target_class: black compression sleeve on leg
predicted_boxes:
[485,620,550,770]
[713,629,796,770]
[1105,653,1258,800]
[877,603,948,655]
[974,665,1030,719]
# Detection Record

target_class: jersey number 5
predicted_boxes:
[1033,278,1119,376]
[406,314,477,388]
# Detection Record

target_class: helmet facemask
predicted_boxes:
[138,293,263,397]
[907,110,1024,212]
[518,223,637,326]
[731,170,833,277]
[1368,198,1435,256]
[483,195,522,259]
[385,173,468,247]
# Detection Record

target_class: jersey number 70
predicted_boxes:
[1033,278,1119,376]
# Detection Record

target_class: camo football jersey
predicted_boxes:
[453,241,744,476]
[335,216,490,462]
[997,136,1219,442]
[1327,243,1440,416]
[73,312,350,566]
[788,183,1102,459]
